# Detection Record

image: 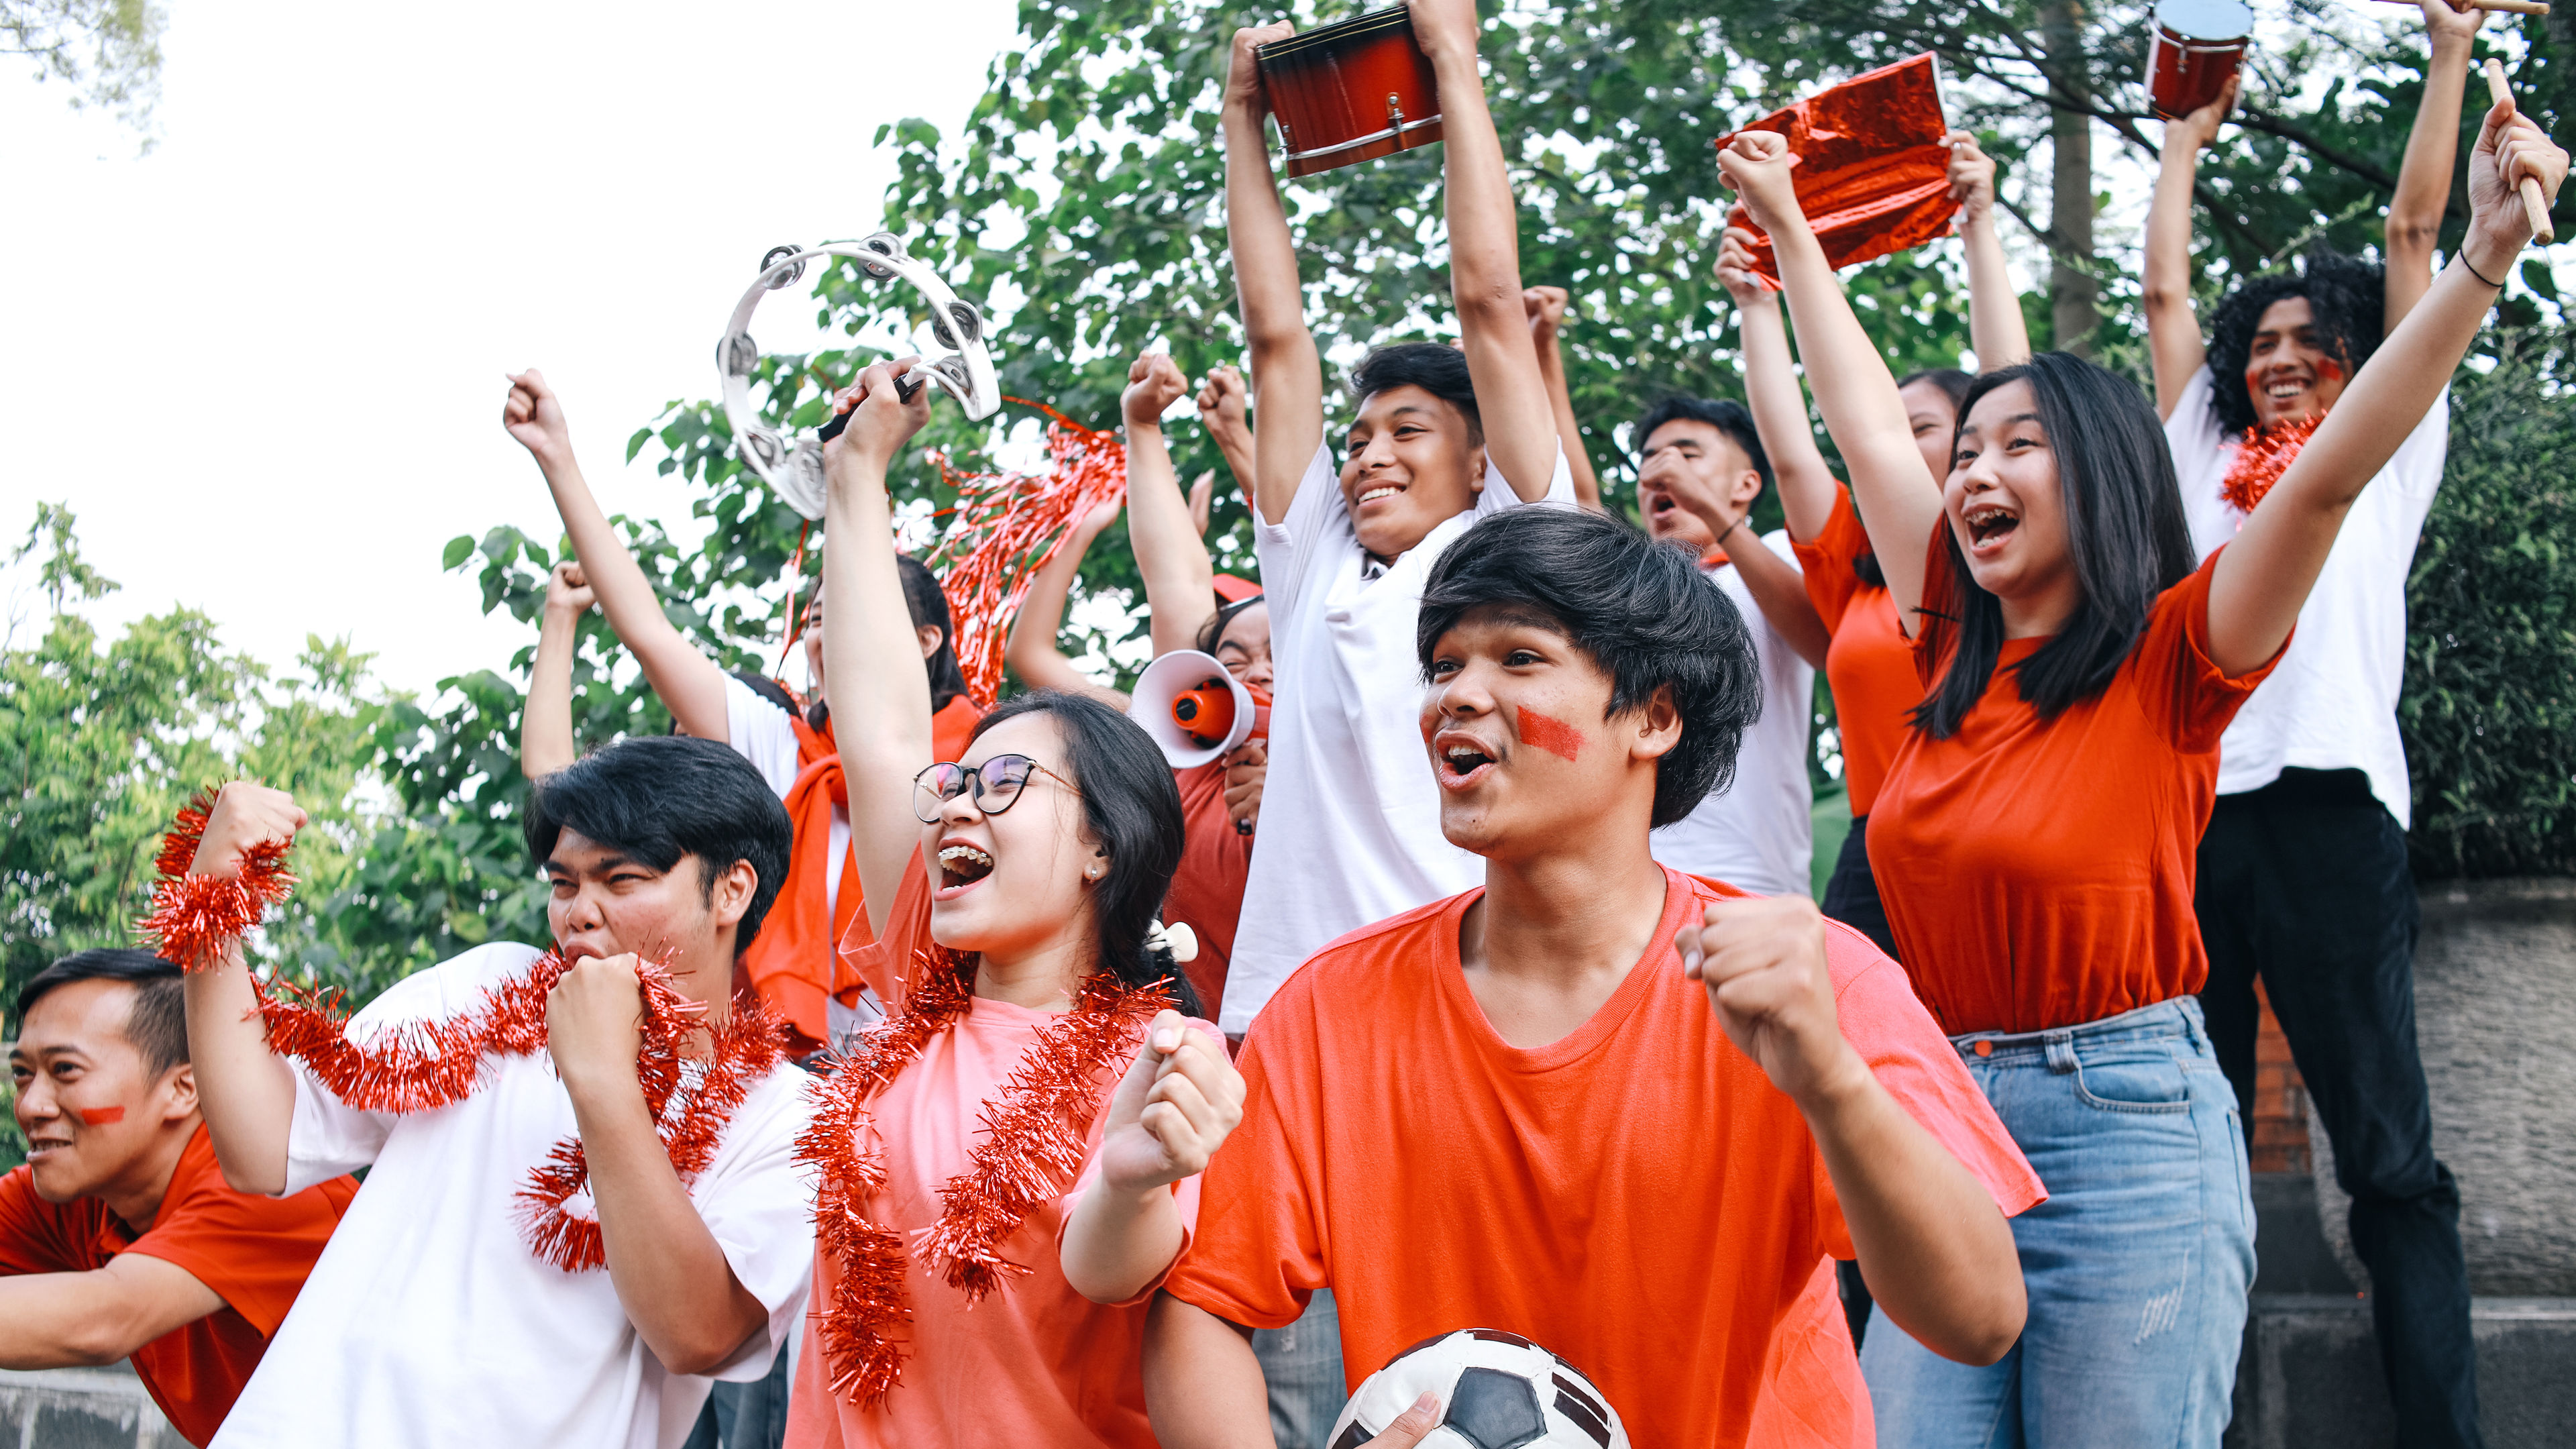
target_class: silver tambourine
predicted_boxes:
[716,233,1000,521]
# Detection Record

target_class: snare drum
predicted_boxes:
[2147,0,2252,121]
[1256,5,1444,179]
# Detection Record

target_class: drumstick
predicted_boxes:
[2483,58,2556,244]
[2373,0,2550,14]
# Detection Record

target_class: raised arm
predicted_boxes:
[821,361,941,938]
[1719,229,1841,543]
[1221,26,1326,525]
[1525,286,1603,508]
[1950,133,2031,369]
[2143,78,2237,419]
[0,1256,225,1370]
[177,784,310,1196]
[1718,133,1945,634]
[1004,501,1126,704]
[1195,366,1259,520]
[2385,1,2487,329]
[2206,101,2563,676]
[1411,0,1560,498]
[521,561,595,780]
[503,370,730,740]
[1123,354,1221,656]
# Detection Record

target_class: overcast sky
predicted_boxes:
[0,0,1016,698]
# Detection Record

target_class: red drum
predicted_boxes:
[1256,5,1444,179]
[2147,0,2252,121]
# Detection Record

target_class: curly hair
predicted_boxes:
[2205,246,2385,435]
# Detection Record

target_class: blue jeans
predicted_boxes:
[1862,998,2254,1448]
[1254,1289,1346,1449]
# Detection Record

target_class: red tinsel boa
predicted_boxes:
[797,949,1170,1405]
[138,790,297,971]
[2218,415,2321,516]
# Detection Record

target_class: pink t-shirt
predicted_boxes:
[786,855,1219,1449]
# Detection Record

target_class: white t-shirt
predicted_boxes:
[1648,533,1815,897]
[2165,365,2449,826]
[1222,443,1576,1035]
[724,676,883,1037]
[217,943,818,1449]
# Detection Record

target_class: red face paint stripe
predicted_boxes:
[1515,706,1584,763]
[78,1106,126,1125]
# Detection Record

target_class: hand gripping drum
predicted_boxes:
[715,233,1001,521]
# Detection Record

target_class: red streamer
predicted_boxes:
[798,947,1171,1405]
[1717,54,1958,283]
[137,790,297,971]
[2218,414,2320,516]
[924,400,1128,707]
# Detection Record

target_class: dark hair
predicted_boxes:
[525,735,794,959]
[1632,396,1774,495]
[2206,247,2385,436]
[1860,370,1980,590]
[17,949,188,1076]
[965,691,1203,1017]
[803,557,971,732]
[1195,594,1268,659]
[1350,342,1482,446]
[1415,508,1762,828]
[1911,352,2199,739]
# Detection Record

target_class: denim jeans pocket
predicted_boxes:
[2070,1046,2194,1114]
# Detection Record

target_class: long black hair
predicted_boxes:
[2206,247,2384,436]
[1857,368,1978,590]
[1909,352,2198,740]
[965,690,1202,1018]
[799,556,972,733]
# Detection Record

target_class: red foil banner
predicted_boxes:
[924,400,1128,708]
[1716,54,1957,284]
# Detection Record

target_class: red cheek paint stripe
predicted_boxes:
[78,1106,126,1125]
[1515,706,1585,763]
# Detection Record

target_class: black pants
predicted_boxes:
[1819,814,1896,1348]
[2195,767,2482,1449]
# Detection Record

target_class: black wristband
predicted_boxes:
[2461,252,2508,289]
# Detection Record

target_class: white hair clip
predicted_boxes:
[1145,920,1199,965]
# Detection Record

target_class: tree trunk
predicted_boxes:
[2042,0,2100,354]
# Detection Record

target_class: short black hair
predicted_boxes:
[524,735,794,959]
[1914,352,2199,739]
[1351,342,1483,446]
[1896,368,1976,417]
[1417,506,1762,828]
[17,949,188,1077]
[2206,247,2385,435]
[966,691,1203,1018]
[1633,396,1774,495]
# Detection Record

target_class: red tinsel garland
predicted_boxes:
[2218,414,2321,517]
[137,790,297,971]
[797,948,1171,1405]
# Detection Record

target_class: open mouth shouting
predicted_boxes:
[936,839,994,896]
[1434,730,1500,790]
[1962,500,2021,554]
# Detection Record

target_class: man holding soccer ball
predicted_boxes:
[1138,508,2041,1447]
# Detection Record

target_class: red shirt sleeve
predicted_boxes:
[1157,1015,1327,1332]
[837,849,934,1008]
[1791,488,1872,633]
[2125,545,2288,753]
[0,1166,90,1275]
[122,1139,356,1336]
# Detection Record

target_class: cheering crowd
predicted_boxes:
[5,1,2565,1446]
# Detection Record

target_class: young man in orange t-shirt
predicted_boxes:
[4,951,354,1447]
[1144,507,2043,1448]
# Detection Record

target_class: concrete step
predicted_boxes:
[2229,1295,2576,1449]
[0,1364,185,1448]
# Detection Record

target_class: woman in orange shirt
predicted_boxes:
[1719,105,2563,1446]
[787,357,1248,1449]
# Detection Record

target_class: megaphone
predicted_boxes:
[1128,651,1269,769]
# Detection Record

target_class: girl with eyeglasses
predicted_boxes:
[782,358,1248,1449]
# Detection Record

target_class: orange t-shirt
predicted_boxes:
[1163,867,2043,1449]
[0,1124,356,1446]
[789,853,1220,1449]
[1163,760,1250,1020]
[1792,490,1920,818]
[1868,540,2283,1035]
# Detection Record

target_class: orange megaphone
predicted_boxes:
[1129,650,1261,767]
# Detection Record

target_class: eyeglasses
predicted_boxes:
[911,755,1080,823]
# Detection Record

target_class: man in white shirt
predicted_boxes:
[1631,396,1823,897]
[180,739,816,1449]
[2142,10,2485,1443]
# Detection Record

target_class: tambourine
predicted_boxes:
[715,233,1000,522]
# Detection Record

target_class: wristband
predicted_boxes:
[2460,251,2508,290]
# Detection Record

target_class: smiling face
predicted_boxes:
[2242,296,2350,429]
[921,710,1102,969]
[1342,384,1485,561]
[1212,601,1273,693]
[544,830,753,996]
[11,979,195,1210]
[1946,380,2077,614]
[1899,378,1964,483]
[1636,419,1758,553]
[1419,604,1678,859]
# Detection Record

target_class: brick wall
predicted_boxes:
[2249,980,2311,1176]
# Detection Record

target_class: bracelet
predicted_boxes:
[2460,252,2508,290]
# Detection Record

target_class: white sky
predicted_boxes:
[0,0,1017,698]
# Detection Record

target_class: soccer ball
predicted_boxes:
[1326,1328,1628,1449]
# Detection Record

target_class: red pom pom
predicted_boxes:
[2218,415,2321,517]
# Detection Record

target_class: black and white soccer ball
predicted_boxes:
[1327,1328,1627,1449]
